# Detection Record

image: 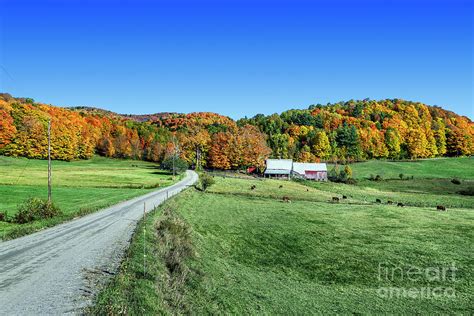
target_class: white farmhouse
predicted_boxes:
[263,159,293,179]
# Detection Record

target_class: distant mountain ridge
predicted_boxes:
[68,106,178,122]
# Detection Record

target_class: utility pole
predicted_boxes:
[173,154,175,177]
[47,119,52,204]
[143,202,146,276]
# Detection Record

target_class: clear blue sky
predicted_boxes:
[0,0,472,119]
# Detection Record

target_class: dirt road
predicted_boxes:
[0,170,198,315]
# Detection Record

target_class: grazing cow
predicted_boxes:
[282,196,291,203]
[397,202,404,207]
[279,185,283,189]
[376,199,382,203]
[250,185,256,190]
[387,200,393,205]
[437,205,446,211]
[332,197,340,202]
[342,195,347,199]
[306,189,309,192]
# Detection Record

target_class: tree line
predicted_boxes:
[0,94,472,169]
[0,94,270,169]
[238,98,473,162]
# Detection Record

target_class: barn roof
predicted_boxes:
[264,159,293,174]
[292,162,327,175]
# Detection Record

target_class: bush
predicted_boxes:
[451,178,461,185]
[399,173,404,180]
[369,174,383,181]
[328,165,340,181]
[198,173,215,191]
[0,211,8,222]
[344,165,353,179]
[12,198,62,224]
[329,165,354,184]
[458,187,474,196]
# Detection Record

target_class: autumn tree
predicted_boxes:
[145,141,164,162]
[433,118,447,156]
[311,130,331,159]
[406,128,428,158]
[384,128,401,158]
[208,132,232,170]
[0,102,16,150]
[230,125,271,169]
[98,135,116,157]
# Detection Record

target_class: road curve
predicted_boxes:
[0,170,198,315]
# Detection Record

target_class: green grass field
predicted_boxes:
[92,158,474,314]
[0,156,176,239]
[343,157,474,180]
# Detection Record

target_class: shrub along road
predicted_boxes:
[0,170,198,315]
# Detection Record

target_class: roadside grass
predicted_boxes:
[92,176,473,314]
[341,157,474,180]
[0,155,177,240]
[89,198,192,315]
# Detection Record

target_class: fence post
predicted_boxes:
[143,202,146,276]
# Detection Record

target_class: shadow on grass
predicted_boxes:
[151,170,174,176]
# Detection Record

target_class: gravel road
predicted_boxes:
[0,170,198,315]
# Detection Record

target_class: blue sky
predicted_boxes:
[0,0,472,119]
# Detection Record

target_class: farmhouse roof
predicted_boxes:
[264,159,293,174]
[292,162,327,175]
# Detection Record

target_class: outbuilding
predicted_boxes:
[264,159,293,179]
[292,162,328,181]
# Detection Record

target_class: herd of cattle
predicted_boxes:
[248,183,448,211]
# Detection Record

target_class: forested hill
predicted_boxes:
[0,93,472,170]
[238,99,473,162]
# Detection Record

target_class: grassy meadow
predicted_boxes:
[92,158,474,314]
[343,157,474,180]
[318,157,474,209]
[0,156,176,239]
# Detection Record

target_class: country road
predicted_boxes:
[0,170,198,315]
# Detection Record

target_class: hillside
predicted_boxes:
[1,93,472,170]
[92,165,474,314]
[238,99,473,161]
